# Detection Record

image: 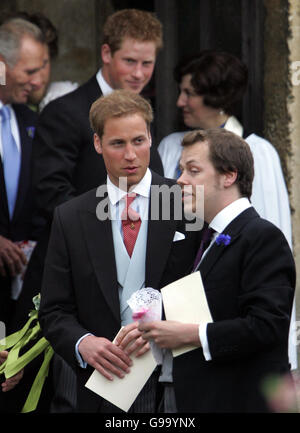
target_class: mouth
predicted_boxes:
[124,166,138,174]
[127,81,143,89]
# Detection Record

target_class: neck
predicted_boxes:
[205,193,241,224]
[201,113,229,130]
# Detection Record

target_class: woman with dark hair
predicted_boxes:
[158,49,296,370]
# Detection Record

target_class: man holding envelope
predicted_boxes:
[140,129,296,412]
[39,90,197,413]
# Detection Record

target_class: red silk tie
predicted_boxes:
[121,193,141,257]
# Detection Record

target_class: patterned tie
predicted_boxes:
[121,193,141,257]
[1,106,21,219]
[192,227,215,271]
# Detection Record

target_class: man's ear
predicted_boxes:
[223,170,237,188]
[94,133,102,154]
[147,130,152,147]
[101,44,112,65]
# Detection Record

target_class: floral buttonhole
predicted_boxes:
[215,233,231,246]
[26,126,35,138]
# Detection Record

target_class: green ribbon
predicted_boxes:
[0,298,54,413]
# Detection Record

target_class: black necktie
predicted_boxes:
[192,227,215,271]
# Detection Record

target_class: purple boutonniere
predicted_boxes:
[216,233,231,246]
[26,126,35,138]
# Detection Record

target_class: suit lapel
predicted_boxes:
[200,207,260,280]
[85,75,102,106]
[0,159,9,218]
[79,191,120,323]
[13,115,32,221]
[146,172,177,288]
[10,105,36,222]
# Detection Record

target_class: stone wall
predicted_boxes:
[264,0,300,368]
[11,0,114,85]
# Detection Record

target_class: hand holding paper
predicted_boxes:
[127,287,163,364]
[78,334,132,381]
[114,322,150,358]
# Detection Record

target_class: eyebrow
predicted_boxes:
[185,159,200,165]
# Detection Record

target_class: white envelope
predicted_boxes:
[85,329,157,412]
[161,271,213,357]
[172,231,185,242]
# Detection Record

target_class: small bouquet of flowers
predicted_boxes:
[0,294,54,412]
[127,287,163,364]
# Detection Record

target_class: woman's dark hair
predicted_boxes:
[174,50,248,115]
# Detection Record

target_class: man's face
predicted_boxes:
[177,74,219,129]
[94,113,151,190]
[101,38,156,94]
[28,44,51,105]
[0,35,46,105]
[177,141,224,222]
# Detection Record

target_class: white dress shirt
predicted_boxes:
[96,68,113,96]
[107,168,152,228]
[198,198,252,361]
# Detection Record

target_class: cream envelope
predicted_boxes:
[85,329,157,412]
[161,271,213,357]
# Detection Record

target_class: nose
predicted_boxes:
[132,63,143,79]
[176,91,186,108]
[30,71,43,90]
[176,171,186,186]
[124,144,136,160]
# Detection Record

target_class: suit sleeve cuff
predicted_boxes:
[75,333,93,368]
[198,323,212,361]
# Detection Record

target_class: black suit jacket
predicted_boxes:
[0,104,38,241]
[0,104,38,325]
[39,172,198,412]
[173,207,296,413]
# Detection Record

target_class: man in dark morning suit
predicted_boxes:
[39,90,198,413]
[12,7,164,339]
[10,9,165,413]
[140,129,296,413]
[0,18,48,408]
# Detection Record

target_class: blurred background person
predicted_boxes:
[0,11,78,112]
[0,17,51,414]
[158,49,296,370]
[0,17,45,329]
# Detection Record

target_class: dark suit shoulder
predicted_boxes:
[55,187,100,215]
[39,75,100,115]
[13,103,38,124]
[151,170,177,187]
[240,209,289,242]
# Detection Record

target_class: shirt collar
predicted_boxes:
[107,168,152,205]
[0,101,12,113]
[209,197,252,234]
[96,69,113,96]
